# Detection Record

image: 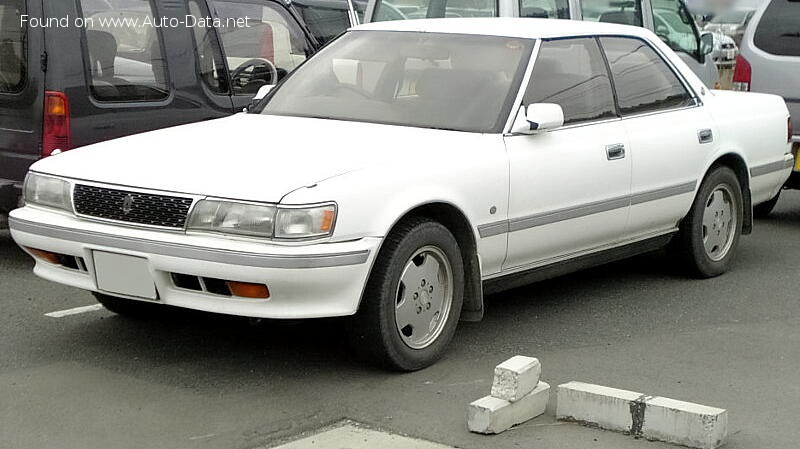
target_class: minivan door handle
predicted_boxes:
[606,143,626,160]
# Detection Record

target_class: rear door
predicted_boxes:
[749,0,800,136]
[0,0,44,207]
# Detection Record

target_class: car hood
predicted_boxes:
[31,114,481,203]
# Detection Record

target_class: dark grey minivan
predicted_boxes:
[0,0,357,223]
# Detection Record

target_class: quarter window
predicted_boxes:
[524,38,617,125]
[188,0,228,94]
[79,0,170,102]
[650,0,700,57]
[212,0,311,95]
[753,0,800,57]
[600,37,694,115]
[0,0,26,93]
[519,0,570,19]
[580,0,643,26]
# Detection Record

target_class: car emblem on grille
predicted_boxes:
[122,194,134,214]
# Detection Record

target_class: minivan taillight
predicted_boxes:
[731,55,751,92]
[42,91,71,158]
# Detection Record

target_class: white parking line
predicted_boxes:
[44,304,104,318]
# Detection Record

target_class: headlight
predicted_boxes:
[187,200,336,239]
[187,200,276,237]
[24,173,72,211]
[275,204,336,239]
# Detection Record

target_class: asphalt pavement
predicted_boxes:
[3,191,800,449]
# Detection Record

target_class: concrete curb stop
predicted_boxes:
[468,356,548,434]
[556,381,727,449]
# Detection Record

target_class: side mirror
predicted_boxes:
[700,32,714,56]
[511,103,564,135]
[245,85,275,112]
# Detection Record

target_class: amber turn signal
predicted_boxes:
[25,247,63,265]
[226,281,270,299]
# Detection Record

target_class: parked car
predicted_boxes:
[364,0,721,88]
[703,30,738,66]
[733,0,800,213]
[0,0,357,224]
[703,8,755,45]
[9,19,793,370]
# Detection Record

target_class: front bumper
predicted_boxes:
[9,206,380,319]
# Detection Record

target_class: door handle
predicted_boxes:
[606,143,626,160]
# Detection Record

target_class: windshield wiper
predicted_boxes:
[781,32,800,38]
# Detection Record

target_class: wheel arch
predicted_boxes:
[376,201,485,322]
[704,152,753,235]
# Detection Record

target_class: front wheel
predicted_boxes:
[348,218,464,371]
[673,166,743,278]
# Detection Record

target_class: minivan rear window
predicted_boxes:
[79,0,170,102]
[0,0,26,94]
[753,0,800,57]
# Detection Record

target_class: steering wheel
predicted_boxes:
[231,58,279,88]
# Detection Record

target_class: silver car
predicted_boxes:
[734,0,800,207]
[703,8,756,45]
[364,0,720,87]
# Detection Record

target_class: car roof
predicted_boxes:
[353,17,653,40]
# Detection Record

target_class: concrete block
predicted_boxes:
[468,381,550,434]
[491,356,541,402]
[556,381,644,434]
[642,396,727,449]
[557,382,728,449]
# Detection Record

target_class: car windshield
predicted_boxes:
[260,31,533,133]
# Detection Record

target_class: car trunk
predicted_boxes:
[0,0,44,211]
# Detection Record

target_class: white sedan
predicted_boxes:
[10,19,794,370]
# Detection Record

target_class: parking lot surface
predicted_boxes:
[3,192,800,449]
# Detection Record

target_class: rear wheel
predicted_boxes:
[673,166,743,278]
[93,292,160,319]
[348,218,464,371]
[753,190,781,218]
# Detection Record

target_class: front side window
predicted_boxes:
[0,0,26,93]
[651,0,699,57]
[372,0,497,22]
[261,31,533,133]
[79,0,170,102]
[519,0,570,18]
[213,0,311,95]
[753,0,800,57]
[600,37,694,115]
[524,38,616,125]
[580,0,642,26]
[293,0,364,45]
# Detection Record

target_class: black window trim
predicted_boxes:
[598,34,701,119]
[187,0,231,95]
[76,0,174,106]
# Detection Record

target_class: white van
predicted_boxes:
[364,0,719,87]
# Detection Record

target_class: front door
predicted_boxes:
[503,38,631,272]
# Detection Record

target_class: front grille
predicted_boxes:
[73,184,193,228]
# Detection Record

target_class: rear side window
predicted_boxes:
[600,37,694,115]
[753,0,800,57]
[79,0,170,102]
[524,38,617,125]
[519,0,570,19]
[372,0,497,21]
[0,0,25,93]
[294,0,362,45]
[580,0,643,26]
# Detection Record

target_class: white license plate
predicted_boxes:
[93,251,157,300]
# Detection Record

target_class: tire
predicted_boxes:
[348,218,464,371]
[93,292,160,319]
[673,166,743,278]
[753,190,781,218]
